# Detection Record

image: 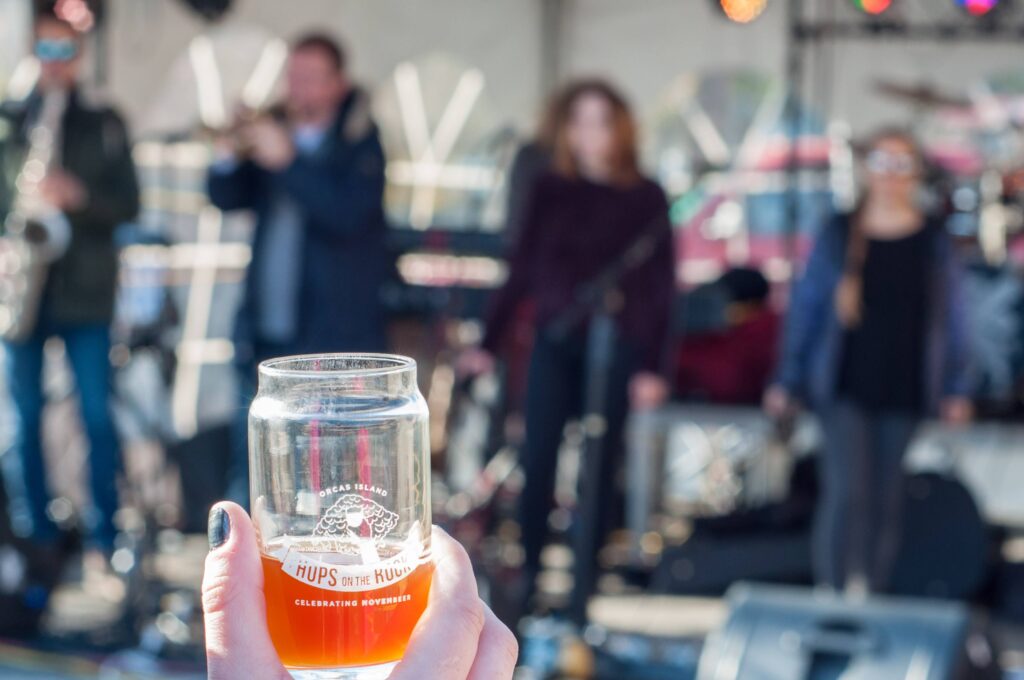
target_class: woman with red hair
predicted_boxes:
[471,79,675,611]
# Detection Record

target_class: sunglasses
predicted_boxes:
[35,39,79,63]
[865,150,919,177]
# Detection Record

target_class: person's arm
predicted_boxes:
[480,177,546,355]
[64,110,139,230]
[0,102,27,233]
[773,222,841,399]
[274,130,386,243]
[940,236,973,399]
[627,190,676,377]
[625,195,676,411]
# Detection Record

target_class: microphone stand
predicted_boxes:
[567,299,619,627]
[547,214,669,628]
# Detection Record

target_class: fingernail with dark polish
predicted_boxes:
[208,506,230,550]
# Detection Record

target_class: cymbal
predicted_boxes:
[874,80,971,109]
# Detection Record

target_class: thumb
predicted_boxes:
[203,502,288,680]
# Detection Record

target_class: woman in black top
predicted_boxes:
[766,130,972,593]
[468,80,675,610]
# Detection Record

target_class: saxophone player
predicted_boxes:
[0,7,139,575]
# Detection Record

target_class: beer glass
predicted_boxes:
[249,354,432,679]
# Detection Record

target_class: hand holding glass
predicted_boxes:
[249,354,432,679]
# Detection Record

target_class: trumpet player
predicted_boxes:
[207,33,390,506]
[0,7,139,570]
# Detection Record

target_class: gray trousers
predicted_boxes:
[815,401,919,592]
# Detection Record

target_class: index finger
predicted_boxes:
[389,527,485,680]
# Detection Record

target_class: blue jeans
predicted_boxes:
[518,329,634,581]
[226,340,290,510]
[815,401,919,593]
[2,320,120,549]
[226,361,256,510]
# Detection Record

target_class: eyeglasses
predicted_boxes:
[35,39,79,63]
[865,150,919,177]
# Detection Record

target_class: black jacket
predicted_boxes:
[0,88,140,325]
[207,89,391,361]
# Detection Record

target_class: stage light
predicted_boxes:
[718,0,768,23]
[37,0,104,32]
[851,0,893,15]
[54,0,94,31]
[955,0,1001,16]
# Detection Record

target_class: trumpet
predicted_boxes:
[0,89,73,341]
[200,104,285,159]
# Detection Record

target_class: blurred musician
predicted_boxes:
[464,79,675,613]
[675,267,780,405]
[0,9,139,561]
[766,129,972,594]
[207,33,390,505]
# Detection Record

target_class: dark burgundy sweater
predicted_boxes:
[482,172,675,373]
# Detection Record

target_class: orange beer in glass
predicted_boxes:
[249,355,432,679]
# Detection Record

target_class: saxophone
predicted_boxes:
[0,89,72,342]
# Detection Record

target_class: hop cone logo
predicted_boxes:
[314,494,400,551]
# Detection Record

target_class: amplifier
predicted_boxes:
[697,584,998,680]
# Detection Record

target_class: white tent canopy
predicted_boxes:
[3,1,1022,144]
[92,0,1024,137]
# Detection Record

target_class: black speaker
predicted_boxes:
[697,584,999,680]
[891,472,991,600]
[652,531,812,595]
